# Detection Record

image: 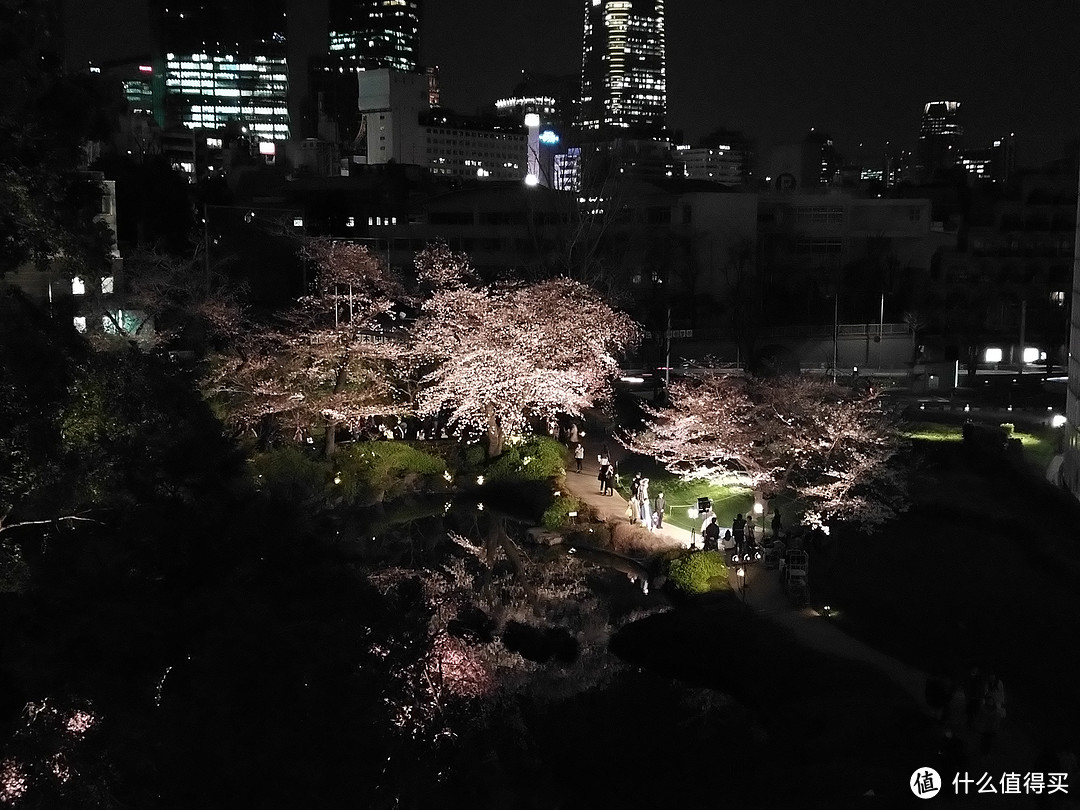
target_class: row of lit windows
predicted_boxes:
[424,129,522,142]
[428,155,520,169]
[167,53,277,63]
[169,71,286,81]
[190,105,286,116]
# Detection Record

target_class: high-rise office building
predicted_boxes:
[579,0,666,139]
[311,1,425,142]
[154,0,290,140]
[328,0,421,72]
[917,100,963,181]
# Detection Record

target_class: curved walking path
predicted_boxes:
[563,437,929,704]
[561,427,1040,786]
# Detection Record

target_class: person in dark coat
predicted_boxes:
[732,513,746,555]
[703,518,720,551]
[771,509,783,538]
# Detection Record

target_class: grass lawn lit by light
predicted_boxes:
[900,422,963,442]
[902,421,1057,472]
[612,452,801,533]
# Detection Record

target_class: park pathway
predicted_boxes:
[559,428,1040,786]
[561,432,685,551]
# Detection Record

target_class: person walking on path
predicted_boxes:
[569,422,580,445]
[732,513,746,555]
[630,473,641,502]
[771,508,783,539]
[603,465,614,496]
[625,499,637,524]
[703,518,720,551]
[574,443,584,473]
[654,492,666,528]
[597,460,610,493]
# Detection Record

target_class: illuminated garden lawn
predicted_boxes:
[902,421,1057,471]
[612,453,801,534]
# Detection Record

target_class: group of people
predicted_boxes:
[622,472,666,530]
[702,509,784,556]
[596,447,616,495]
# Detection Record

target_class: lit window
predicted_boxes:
[73,316,87,333]
[984,348,1003,363]
[71,277,85,296]
[346,217,355,227]
[101,276,114,295]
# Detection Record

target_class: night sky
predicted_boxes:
[423,0,1080,165]
[67,0,1080,166]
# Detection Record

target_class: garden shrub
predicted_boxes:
[666,551,730,594]
[1000,422,1015,436]
[250,447,331,503]
[486,436,566,483]
[462,443,487,469]
[335,441,446,501]
[541,494,587,529]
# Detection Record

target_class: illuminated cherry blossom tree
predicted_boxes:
[627,375,906,529]
[410,244,639,458]
[208,240,408,456]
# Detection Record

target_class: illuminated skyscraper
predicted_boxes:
[579,0,666,139]
[917,100,963,181]
[311,1,424,142]
[328,0,421,72]
[154,0,290,140]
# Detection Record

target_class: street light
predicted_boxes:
[737,566,746,604]
[1052,413,1067,452]
[753,501,764,548]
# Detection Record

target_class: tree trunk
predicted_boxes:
[323,416,337,459]
[323,351,352,459]
[485,403,504,459]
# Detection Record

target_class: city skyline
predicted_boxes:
[63,0,1080,165]
[422,0,1080,165]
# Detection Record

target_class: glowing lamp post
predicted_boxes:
[753,501,764,547]
[737,566,746,603]
[1052,413,1067,452]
